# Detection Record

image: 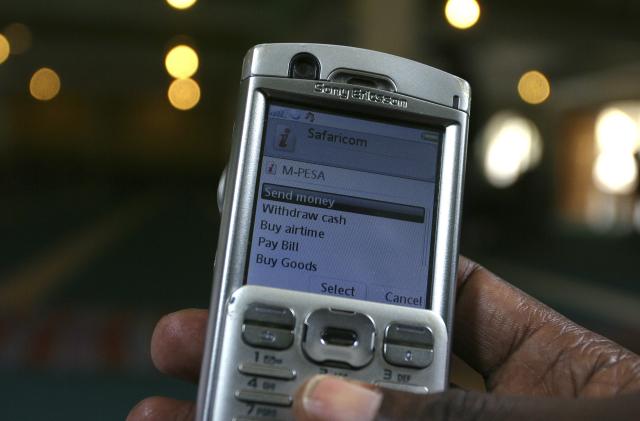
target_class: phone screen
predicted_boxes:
[245,102,441,309]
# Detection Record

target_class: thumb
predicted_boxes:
[292,375,640,421]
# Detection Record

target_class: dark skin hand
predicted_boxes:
[127,257,640,420]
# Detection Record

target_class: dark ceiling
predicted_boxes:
[1,0,638,98]
[0,0,639,170]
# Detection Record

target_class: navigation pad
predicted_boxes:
[302,308,375,368]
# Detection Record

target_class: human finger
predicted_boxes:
[150,308,208,383]
[292,375,640,421]
[453,257,640,396]
[126,396,195,421]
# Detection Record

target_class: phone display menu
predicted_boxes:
[245,103,441,309]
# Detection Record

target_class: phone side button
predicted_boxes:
[235,390,293,407]
[374,381,429,394]
[238,362,297,380]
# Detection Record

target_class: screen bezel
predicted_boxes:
[242,99,444,310]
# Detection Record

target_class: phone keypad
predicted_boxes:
[233,302,439,420]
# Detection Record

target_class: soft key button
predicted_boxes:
[242,303,295,350]
[383,323,434,369]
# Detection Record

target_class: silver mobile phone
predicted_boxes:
[197,43,470,421]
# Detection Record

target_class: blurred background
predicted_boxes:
[1,0,639,419]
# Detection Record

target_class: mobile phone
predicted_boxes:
[197,43,470,421]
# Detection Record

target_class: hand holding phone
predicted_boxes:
[129,261,640,420]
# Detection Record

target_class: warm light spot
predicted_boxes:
[592,105,640,195]
[595,108,639,154]
[165,45,199,79]
[0,34,9,64]
[592,151,638,195]
[481,112,542,188]
[445,0,481,30]
[29,67,61,101]
[3,22,32,55]
[166,0,197,10]
[518,70,551,105]
[168,78,200,110]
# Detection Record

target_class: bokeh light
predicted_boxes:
[0,34,9,64]
[29,67,61,101]
[168,78,201,110]
[480,112,542,188]
[166,0,197,10]
[592,151,638,195]
[445,0,481,30]
[165,45,199,79]
[3,22,32,55]
[595,108,639,154]
[593,106,640,195]
[518,70,551,105]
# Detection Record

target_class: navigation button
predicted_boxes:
[302,308,375,368]
[235,389,293,407]
[238,362,296,380]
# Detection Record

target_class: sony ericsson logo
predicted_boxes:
[313,82,408,109]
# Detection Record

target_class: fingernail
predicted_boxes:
[302,375,382,421]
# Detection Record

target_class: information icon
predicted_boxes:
[274,125,296,152]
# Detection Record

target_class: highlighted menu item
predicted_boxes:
[261,183,425,223]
